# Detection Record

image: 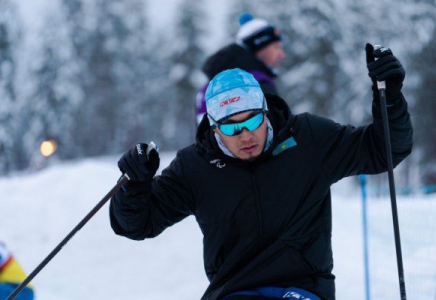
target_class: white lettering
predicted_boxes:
[136,144,143,155]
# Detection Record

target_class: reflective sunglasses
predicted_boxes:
[210,111,266,136]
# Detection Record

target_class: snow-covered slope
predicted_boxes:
[1,154,435,299]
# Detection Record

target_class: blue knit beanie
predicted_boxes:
[206,68,266,123]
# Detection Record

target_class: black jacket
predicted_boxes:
[110,94,413,300]
[202,44,278,95]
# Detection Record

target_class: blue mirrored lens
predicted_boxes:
[219,112,264,136]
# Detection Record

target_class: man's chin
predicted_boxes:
[236,150,262,161]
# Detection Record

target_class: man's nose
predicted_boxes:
[239,128,253,141]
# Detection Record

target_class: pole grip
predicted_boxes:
[373,45,386,90]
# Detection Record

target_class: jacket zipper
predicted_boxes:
[250,167,264,236]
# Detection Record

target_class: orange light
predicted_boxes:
[40,140,57,157]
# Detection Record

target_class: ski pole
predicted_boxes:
[6,174,130,300]
[374,45,407,300]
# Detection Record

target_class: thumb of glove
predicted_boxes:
[145,144,160,174]
[365,43,375,64]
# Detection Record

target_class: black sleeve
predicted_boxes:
[109,151,195,240]
[307,93,413,183]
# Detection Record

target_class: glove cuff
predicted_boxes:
[372,83,402,105]
[386,83,403,102]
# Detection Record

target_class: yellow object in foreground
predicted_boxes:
[0,243,33,288]
[0,257,32,287]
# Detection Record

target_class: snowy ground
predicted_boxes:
[1,153,435,300]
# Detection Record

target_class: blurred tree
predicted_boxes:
[61,0,151,156]
[24,12,79,166]
[166,0,206,148]
[0,0,21,174]
[411,27,436,186]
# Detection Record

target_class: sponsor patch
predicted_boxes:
[220,96,240,107]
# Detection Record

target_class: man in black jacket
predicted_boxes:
[110,44,413,300]
[196,13,285,124]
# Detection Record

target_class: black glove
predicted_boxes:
[365,43,406,102]
[118,143,160,182]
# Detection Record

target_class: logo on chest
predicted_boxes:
[210,159,226,168]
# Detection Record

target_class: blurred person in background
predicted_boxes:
[196,13,286,124]
[0,242,34,300]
